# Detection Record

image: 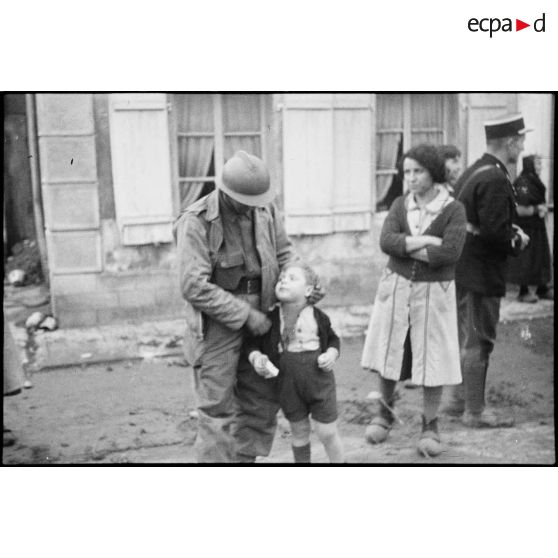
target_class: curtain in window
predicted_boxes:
[222,94,261,161]
[175,94,214,209]
[411,94,444,146]
[376,95,404,205]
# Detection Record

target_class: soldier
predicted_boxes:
[174,151,294,463]
[445,114,531,427]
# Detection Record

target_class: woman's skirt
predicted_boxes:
[361,269,462,387]
[507,219,552,286]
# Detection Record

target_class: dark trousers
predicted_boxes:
[456,286,501,415]
[192,295,280,463]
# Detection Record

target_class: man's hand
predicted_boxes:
[317,348,339,372]
[513,225,530,251]
[245,308,272,336]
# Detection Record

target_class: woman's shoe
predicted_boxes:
[417,416,442,457]
[365,417,392,444]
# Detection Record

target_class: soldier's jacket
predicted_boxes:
[173,190,294,364]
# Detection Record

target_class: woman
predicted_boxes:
[507,155,553,302]
[436,144,463,193]
[361,144,467,457]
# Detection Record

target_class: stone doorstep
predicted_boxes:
[8,319,186,372]
[7,298,553,371]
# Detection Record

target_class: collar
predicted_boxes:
[406,184,451,214]
[481,153,510,179]
[205,190,220,222]
[220,190,253,219]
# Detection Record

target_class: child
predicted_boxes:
[246,263,344,463]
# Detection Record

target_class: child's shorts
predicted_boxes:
[278,349,338,424]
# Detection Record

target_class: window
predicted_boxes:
[171,94,268,210]
[375,94,449,211]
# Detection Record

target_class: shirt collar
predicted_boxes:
[220,190,253,218]
[407,184,451,214]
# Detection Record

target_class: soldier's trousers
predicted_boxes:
[192,296,280,463]
[452,286,501,415]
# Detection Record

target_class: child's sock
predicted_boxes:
[292,443,311,463]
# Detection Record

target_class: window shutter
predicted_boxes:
[282,94,372,235]
[109,93,174,245]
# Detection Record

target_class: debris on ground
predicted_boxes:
[25,311,45,329]
[38,316,58,331]
[139,338,162,347]
[24,312,58,332]
[5,240,43,285]
[165,335,183,348]
[8,269,26,286]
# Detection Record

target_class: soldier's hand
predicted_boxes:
[245,309,272,335]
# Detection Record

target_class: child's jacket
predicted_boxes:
[245,305,340,369]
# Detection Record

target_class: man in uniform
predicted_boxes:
[446,114,531,427]
[174,151,294,463]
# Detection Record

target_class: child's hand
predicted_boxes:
[317,348,338,372]
[250,351,278,379]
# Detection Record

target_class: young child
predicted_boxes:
[246,263,344,463]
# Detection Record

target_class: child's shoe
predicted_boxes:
[417,416,442,457]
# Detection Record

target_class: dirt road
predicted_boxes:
[3,317,554,464]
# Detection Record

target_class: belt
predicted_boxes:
[466,222,481,236]
[231,277,262,295]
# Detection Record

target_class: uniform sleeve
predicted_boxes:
[175,213,251,330]
[476,173,518,255]
[426,202,467,268]
[243,327,264,356]
[270,203,296,269]
[379,198,408,257]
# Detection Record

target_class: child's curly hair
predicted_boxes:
[283,262,325,304]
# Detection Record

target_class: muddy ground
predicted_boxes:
[2,317,554,464]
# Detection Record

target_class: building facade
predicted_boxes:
[23,93,554,329]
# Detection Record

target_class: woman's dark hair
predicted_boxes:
[401,144,446,183]
[436,144,461,162]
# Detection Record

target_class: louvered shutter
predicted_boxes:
[109,93,174,245]
[282,94,372,235]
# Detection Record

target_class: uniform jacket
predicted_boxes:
[173,190,294,364]
[454,153,521,297]
[245,305,340,369]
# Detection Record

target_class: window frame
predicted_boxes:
[168,94,268,215]
[372,93,451,211]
